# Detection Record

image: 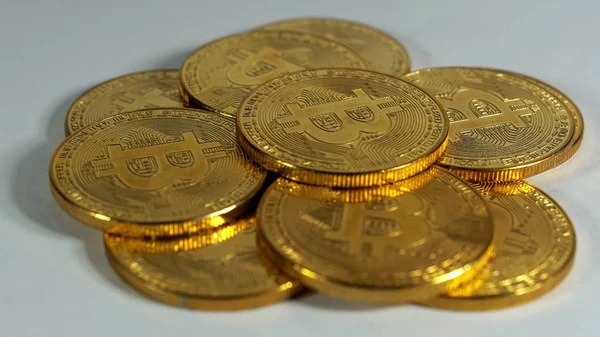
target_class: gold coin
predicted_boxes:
[104,214,253,253]
[106,218,302,310]
[180,30,366,118]
[518,72,584,161]
[257,167,495,303]
[402,67,580,181]
[422,181,576,310]
[237,68,449,187]
[258,17,410,76]
[50,108,266,237]
[65,70,185,135]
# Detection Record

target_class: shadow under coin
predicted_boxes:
[152,47,198,70]
[83,234,148,302]
[46,91,82,141]
[294,292,394,312]
[529,118,596,186]
[11,141,143,301]
[12,142,96,240]
[11,91,143,301]
[13,92,86,240]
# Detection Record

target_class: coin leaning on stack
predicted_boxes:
[49,17,581,311]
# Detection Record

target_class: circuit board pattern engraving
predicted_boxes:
[51,109,266,226]
[237,68,449,187]
[403,68,576,178]
[66,70,184,134]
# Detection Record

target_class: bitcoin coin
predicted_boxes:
[422,181,576,310]
[257,167,495,303]
[106,218,302,310]
[258,17,410,76]
[104,214,253,253]
[237,68,449,187]
[50,108,266,237]
[180,30,365,117]
[402,67,580,181]
[65,70,185,135]
[518,72,584,163]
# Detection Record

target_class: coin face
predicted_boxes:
[258,17,410,76]
[180,30,366,117]
[402,67,578,181]
[50,108,266,237]
[65,70,185,135]
[257,167,495,303]
[423,182,576,310]
[237,68,449,187]
[106,219,302,310]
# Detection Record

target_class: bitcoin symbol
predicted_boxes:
[91,131,227,190]
[487,198,538,256]
[442,89,538,143]
[226,47,305,86]
[277,89,398,144]
[325,195,429,257]
[110,88,180,111]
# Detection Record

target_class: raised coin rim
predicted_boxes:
[402,66,582,181]
[419,180,577,310]
[255,168,495,303]
[236,67,450,188]
[105,222,303,310]
[50,108,267,237]
[65,69,182,135]
[179,30,367,117]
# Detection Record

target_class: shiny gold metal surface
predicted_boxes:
[257,167,495,303]
[423,181,576,310]
[50,108,266,237]
[403,67,580,181]
[258,17,410,76]
[65,70,185,135]
[237,68,449,187]
[519,72,584,162]
[180,30,365,118]
[104,215,253,253]
[106,218,302,310]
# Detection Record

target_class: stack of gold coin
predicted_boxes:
[49,17,581,311]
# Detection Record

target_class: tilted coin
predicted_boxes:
[422,181,576,310]
[106,218,302,310]
[258,17,411,76]
[518,72,584,160]
[180,30,365,117]
[104,214,253,253]
[237,68,449,187]
[50,108,266,237]
[65,70,185,135]
[257,167,495,303]
[402,67,581,181]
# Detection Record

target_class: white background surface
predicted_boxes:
[1,0,598,336]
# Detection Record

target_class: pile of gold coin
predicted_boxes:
[50,18,582,311]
